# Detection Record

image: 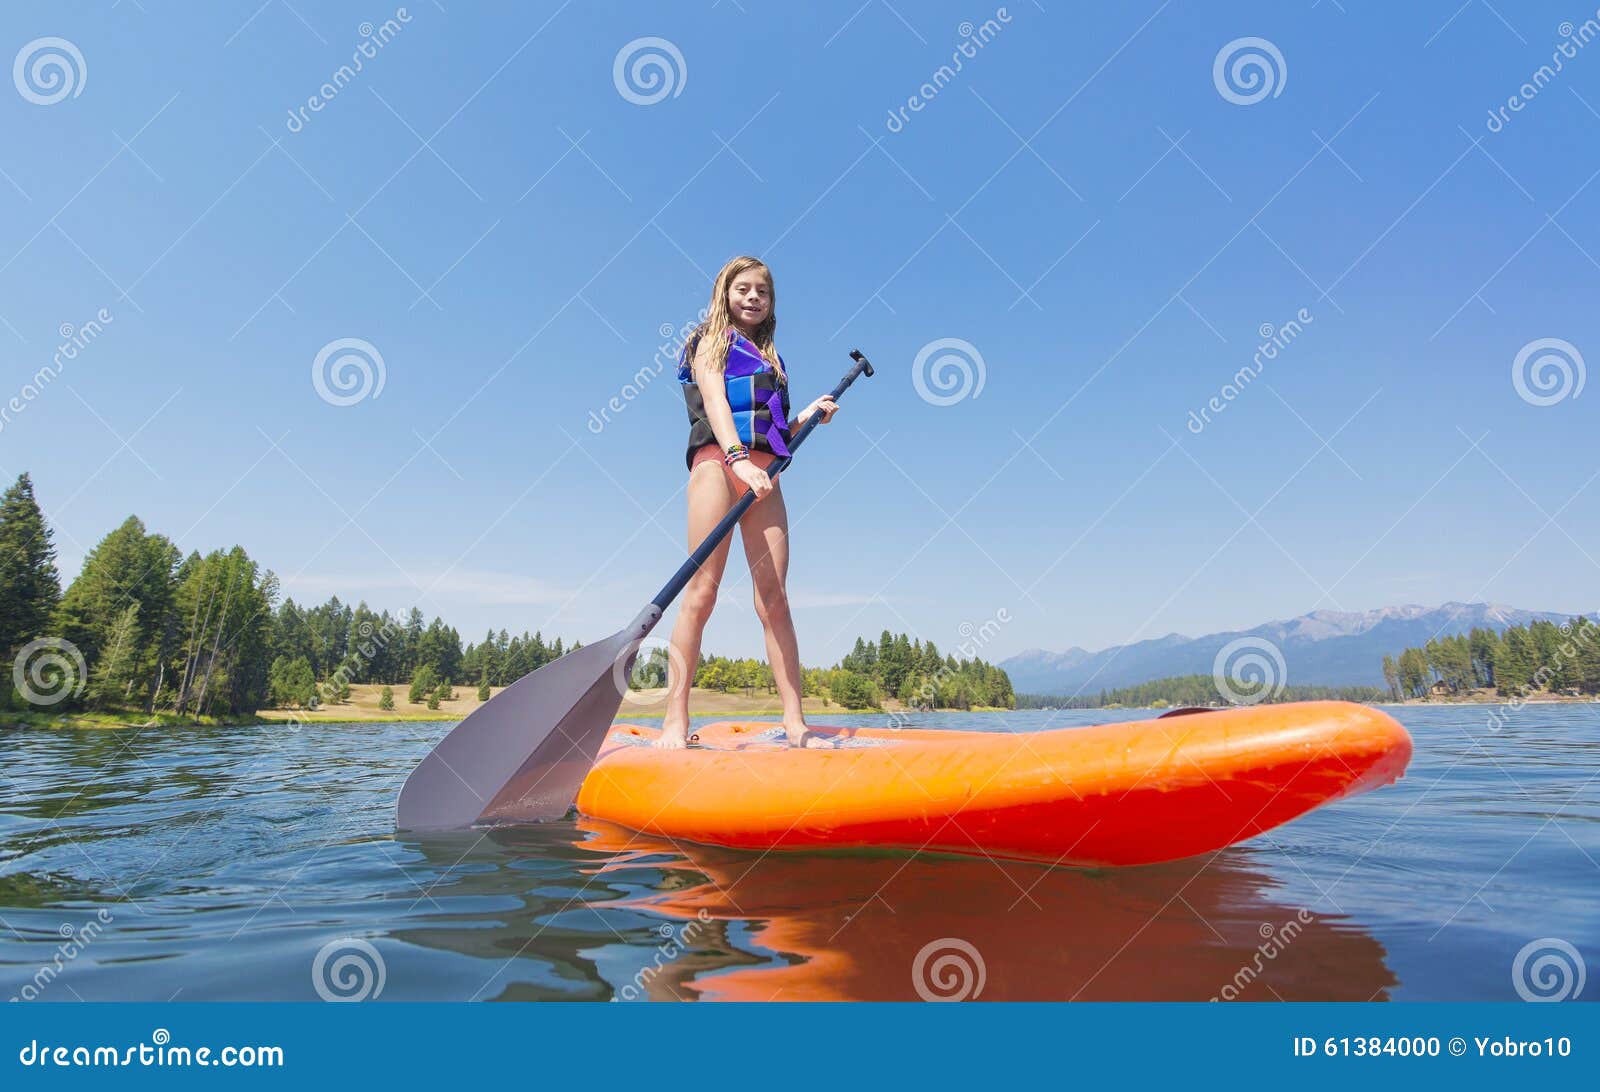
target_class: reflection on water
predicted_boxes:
[553,823,1391,1001]
[0,708,1595,1001]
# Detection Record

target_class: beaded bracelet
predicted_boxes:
[723,446,750,466]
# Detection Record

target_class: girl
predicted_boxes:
[656,256,839,749]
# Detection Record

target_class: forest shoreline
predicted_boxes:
[1387,690,1596,706]
[11,687,1590,732]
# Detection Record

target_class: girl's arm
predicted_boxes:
[691,337,746,454]
[692,339,775,498]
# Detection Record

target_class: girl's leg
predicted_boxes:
[738,481,828,748]
[656,462,738,748]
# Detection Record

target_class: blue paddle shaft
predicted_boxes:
[649,350,874,613]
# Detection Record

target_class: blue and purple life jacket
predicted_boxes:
[678,329,792,469]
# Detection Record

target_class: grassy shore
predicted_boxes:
[246,682,862,723]
[2,709,269,730]
[253,683,1007,723]
[4,683,1012,730]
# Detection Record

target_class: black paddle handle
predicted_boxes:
[649,350,875,612]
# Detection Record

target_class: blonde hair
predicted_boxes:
[690,255,784,383]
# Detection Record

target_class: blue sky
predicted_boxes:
[3,0,1596,664]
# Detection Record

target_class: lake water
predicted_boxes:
[1,706,1595,1002]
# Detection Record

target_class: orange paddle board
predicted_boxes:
[573,700,1412,867]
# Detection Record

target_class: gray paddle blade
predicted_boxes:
[396,605,660,831]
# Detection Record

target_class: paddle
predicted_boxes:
[396,350,876,831]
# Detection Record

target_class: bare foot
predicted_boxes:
[784,724,834,749]
[654,722,689,750]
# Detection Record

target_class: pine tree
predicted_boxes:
[166,546,275,718]
[1467,627,1497,688]
[0,473,62,667]
[831,669,878,709]
[494,629,511,684]
[476,672,490,702]
[1497,628,1535,694]
[402,607,425,676]
[272,599,313,667]
[54,516,181,711]
[408,664,437,704]
[477,629,498,686]
[1573,616,1600,692]
[1397,647,1429,698]
[268,656,290,706]
[841,636,874,673]
[269,655,317,708]
[379,685,395,711]
[89,602,141,709]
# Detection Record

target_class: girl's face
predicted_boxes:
[726,270,771,331]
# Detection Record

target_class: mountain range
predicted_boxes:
[999,602,1588,695]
